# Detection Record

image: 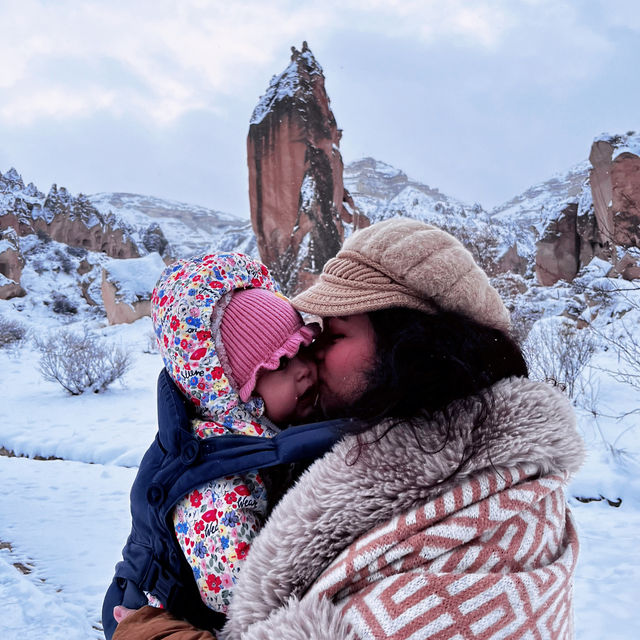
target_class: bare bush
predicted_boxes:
[594,318,640,394]
[36,327,132,394]
[0,315,27,348]
[54,248,75,274]
[142,330,159,354]
[52,294,78,315]
[523,319,595,398]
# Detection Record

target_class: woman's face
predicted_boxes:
[312,314,377,417]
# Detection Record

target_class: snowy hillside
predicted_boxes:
[2,145,640,638]
[344,158,518,276]
[1,253,639,637]
[344,157,471,222]
[490,160,590,227]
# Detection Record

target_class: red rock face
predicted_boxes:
[535,203,581,286]
[247,43,366,295]
[590,139,640,250]
[0,228,26,299]
[0,188,139,260]
[535,135,640,285]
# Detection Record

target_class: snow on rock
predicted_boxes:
[250,44,323,126]
[101,252,166,325]
[102,253,165,306]
[0,169,140,263]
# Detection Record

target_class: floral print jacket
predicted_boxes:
[149,253,283,613]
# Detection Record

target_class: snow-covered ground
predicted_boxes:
[1,287,639,639]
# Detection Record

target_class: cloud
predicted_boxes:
[0,0,627,134]
[0,0,523,127]
[0,0,331,125]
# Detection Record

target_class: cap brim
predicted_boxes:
[291,279,435,317]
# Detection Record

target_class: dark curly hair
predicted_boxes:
[351,307,527,422]
[341,307,528,470]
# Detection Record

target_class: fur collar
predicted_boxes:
[223,377,585,639]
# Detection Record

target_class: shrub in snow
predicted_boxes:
[36,327,132,395]
[35,228,52,244]
[523,318,595,399]
[52,293,78,315]
[595,318,640,394]
[142,223,168,255]
[142,330,159,354]
[0,315,27,348]
[54,248,75,274]
[66,245,87,259]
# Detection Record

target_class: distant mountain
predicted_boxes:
[344,157,471,223]
[88,192,256,259]
[343,157,516,277]
[490,161,590,226]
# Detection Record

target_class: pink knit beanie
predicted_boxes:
[220,288,318,402]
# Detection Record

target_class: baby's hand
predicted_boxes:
[113,605,137,624]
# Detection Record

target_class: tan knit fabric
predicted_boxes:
[292,217,511,332]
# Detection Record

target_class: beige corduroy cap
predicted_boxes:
[292,217,511,332]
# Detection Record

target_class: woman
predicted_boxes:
[114,218,584,640]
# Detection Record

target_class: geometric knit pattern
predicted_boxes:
[311,464,578,640]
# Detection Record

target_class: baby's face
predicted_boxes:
[254,351,318,425]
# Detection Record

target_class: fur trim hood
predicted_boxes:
[224,376,586,639]
[151,252,282,426]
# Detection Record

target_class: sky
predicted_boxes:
[1,0,639,218]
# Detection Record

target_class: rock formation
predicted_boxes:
[0,227,26,298]
[535,203,581,286]
[0,168,144,299]
[590,134,640,248]
[101,253,166,325]
[535,133,640,285]
[589,133,640,277]
[247,43,367,295]
[0,168,139,260]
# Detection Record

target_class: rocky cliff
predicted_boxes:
[531,133,640,285]
[588,132,640,279]
[247,43,366,295]
[0,227,26,299]
[0,169,140,262]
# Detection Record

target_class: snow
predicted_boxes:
[88,192,250,260]
[593,131,640,161]
[3,144,640,638]
[250,49,322,125]
[103,253,166,306]
[612,132,640,160]
[2,260,640,639]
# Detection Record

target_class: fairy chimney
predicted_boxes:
[247,42,367,295]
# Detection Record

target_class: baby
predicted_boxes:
[149,253,319,613]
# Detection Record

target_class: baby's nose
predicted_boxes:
[296,357,317,381]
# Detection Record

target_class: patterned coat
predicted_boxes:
[114,376,585,640]
[151,253,283,613]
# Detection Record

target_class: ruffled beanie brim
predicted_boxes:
[237,323,319,402]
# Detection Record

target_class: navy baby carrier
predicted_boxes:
[102,369,349,639]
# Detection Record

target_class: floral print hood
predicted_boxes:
[151,252,282,427]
